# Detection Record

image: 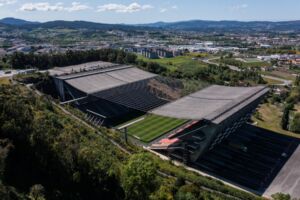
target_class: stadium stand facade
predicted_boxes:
[150,85,270,162]
[50,61,174,126]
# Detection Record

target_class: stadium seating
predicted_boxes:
[92,80,169,112]
[192,124,298,192]
[162,124,298,192]
[78,98,132,119]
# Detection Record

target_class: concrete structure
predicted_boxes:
[142,49,159,59]
[264,145,300,199]
[151,85,268,123]
[151,85,269,162]
[50,61,157,101]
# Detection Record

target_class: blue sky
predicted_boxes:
[0,0,300,24]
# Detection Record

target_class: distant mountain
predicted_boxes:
[23,20,135,30]
[1,18,300,32]
[0,17,40,26]
[140,20,300,32]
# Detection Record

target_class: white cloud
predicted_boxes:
[0,0,17,7]
[230,4,248,11]
[19,2,89,12]
[65,2,90,12]
[159,5,177,13]
[19,2,64,11]
[160,8,167,13]
[97,2,153,13]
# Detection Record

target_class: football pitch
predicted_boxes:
[124,115,188,143]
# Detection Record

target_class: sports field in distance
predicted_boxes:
[125,114,188,143]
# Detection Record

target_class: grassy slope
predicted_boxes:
[262,77,283,85]
[262,71,296,81]
[0,77,10,85]
[252,103,300,139]
[217,58,271,68]
[127,115,187,143]
[138,55,208,73]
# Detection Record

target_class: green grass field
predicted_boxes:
[124,114,188,143]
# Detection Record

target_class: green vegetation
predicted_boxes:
[263,77,283,85]
[138,58,265,86]
[261,71,296,81]
[122,153,158,200]
[253,103,300,139]
[271,193,293,200]
[217,57,271,68]
[9,49,137,69]
[0,85,125,199]
[125,115,187,143]
[138,55,208,73]
[281,103,294,130]
[247,47,298,56]
[0,77,10,85]
[181,79,210,96]
[289,113,300,133]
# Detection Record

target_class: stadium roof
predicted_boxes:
[48,61,118,77]
[50,61,157,94]
[151,85,269,124]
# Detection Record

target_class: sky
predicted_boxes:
[0,0,300,24]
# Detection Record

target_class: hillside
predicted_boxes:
[0,17,39,26]
[141,20,300,32]
[1,18,300,32]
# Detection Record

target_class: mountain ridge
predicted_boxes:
[1,17,300,32]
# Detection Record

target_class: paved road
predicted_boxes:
[202,59,241,71]
[261,75,292,86]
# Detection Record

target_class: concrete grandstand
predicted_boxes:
[50,61,300,196]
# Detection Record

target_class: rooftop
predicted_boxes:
[50,61,157,94]
[151,85,269,124]
[48,61,118,77]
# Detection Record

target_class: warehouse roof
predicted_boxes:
[151,85,269,124]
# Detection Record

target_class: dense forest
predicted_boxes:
[9,49,137,70]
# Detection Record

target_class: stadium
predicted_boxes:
[50,61,300,196]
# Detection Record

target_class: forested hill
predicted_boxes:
[1,18,300,32]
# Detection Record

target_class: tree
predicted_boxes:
[149,184,173,200]
[295,75,300,86]
[29,184,45,200]
[122,153,158,200]
[289,113,300,133]
[271,193,291,200]
[281,103,293,130]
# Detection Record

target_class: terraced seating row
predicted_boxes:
[95,89,168,112]
[193,125,298,192]
[78,99,132,119]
